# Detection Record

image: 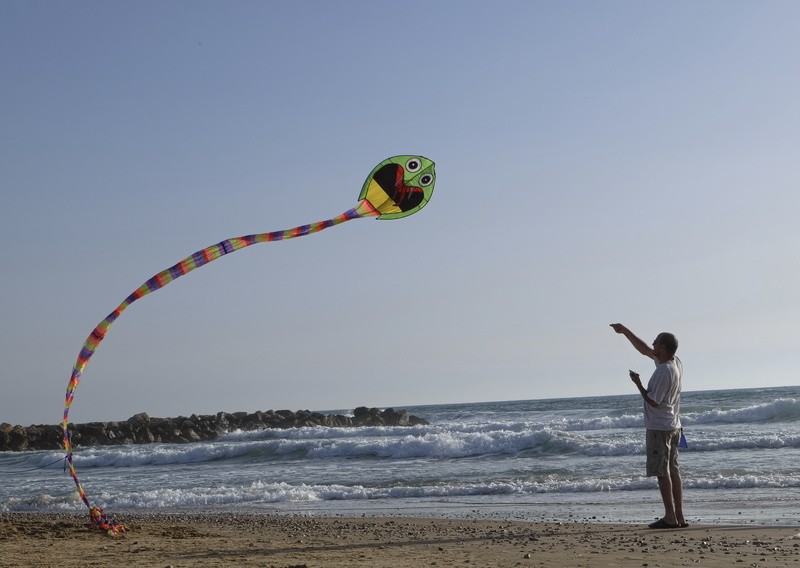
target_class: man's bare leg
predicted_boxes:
[657,475,677,525]
[671,469,684,526]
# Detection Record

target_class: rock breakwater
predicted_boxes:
[0,406,429,452]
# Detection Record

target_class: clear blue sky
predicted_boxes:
[2,1,799,426]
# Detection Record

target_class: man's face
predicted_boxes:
[652,335,668,361]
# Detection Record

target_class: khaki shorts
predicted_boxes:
[646,429,681,477]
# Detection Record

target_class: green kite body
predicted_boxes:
[359,155,435,219]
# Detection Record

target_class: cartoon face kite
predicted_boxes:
[61,155,436,535]
[359,155,436,219]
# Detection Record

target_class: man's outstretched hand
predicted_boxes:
[610,323,628,334]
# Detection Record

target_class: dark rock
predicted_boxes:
[382,408,410,426]
[128,412,150,424]
[1,405,429,451]
[9,426,29,451]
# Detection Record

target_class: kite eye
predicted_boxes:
[405,158,422,173]
[419,173,434,187]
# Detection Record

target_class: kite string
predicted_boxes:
[60,199,379,535]
[0,456,64,474]
[619,338,637,371]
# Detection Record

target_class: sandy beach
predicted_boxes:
[2,512,799,568]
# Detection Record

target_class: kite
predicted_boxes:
[60,155,436,535]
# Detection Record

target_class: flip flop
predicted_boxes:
[648,518,679,529]
[679,522,689,528]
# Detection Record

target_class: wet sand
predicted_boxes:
[2,512,799,567]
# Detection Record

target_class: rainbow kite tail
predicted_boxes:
[61,199,379,534]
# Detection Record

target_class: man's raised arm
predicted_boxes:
[610,323,655,359]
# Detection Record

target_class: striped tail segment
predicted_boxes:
[61,200,379,535]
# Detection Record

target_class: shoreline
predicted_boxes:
[2,512,799,567]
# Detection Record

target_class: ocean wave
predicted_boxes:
[62,427,645,469]
[7,471,800,513]
[65,423,800,470]
[46,398,800,470]
[533,398,800,430]
[678,432,800,452]
[683,398,800,425]
[48,401,800,471]
[4,387,799,523]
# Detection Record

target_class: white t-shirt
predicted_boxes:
[644,356,682,431]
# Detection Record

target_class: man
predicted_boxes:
[611,323,686,529]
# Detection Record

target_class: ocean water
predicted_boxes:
[2,386,799,526]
